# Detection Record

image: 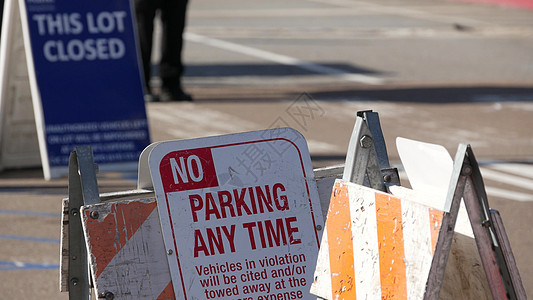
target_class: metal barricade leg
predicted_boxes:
[67,146,100,300]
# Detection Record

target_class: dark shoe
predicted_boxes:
[160,87,193,102]
[144,93,160,102]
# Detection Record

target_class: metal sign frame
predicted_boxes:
[342,110,400,191]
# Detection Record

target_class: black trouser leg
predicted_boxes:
[134,0,158,92]
[160,0,188,90]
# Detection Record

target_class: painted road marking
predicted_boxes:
[485,186,533,202]
[148,103,529,203]
[486,163,533,179]
[0,209,60,218]
[0,234,60,244]
[147,106,342,154]
[480,167,533,191]
[396,164,533,202]
[0,261,59,271]
[185,32,385,85]
[148,105,256,138]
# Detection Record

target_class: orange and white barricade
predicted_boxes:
[311,179,482,300]
[81,198,175,299]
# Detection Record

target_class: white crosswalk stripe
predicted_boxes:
[485,186,533,202]
[148,105,342,154]
[480,164,533,202]
[485,163,533,180]
[390,164,533,202]
[147,105,531,202]
[480,167,533,190]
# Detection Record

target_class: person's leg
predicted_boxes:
[134,0,158,98]
[159,0,192,101]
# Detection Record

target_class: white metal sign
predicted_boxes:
[0,0,41,171]
[149,128,324,300]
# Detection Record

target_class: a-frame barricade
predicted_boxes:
[60,144,341,299]
[424,143,526,299]
[310,111,525,300]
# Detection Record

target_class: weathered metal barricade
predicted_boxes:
[60,110,525,299]
[60,139,341,299]
[311,111,525,300]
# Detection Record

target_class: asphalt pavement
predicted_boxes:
[1,0,533,298]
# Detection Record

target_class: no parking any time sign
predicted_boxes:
[149,128,324,300]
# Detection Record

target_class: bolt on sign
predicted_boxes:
[149,128,324,300]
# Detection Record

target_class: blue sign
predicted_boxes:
[21,0,150,178]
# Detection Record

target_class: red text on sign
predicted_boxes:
[243,217,301,250]
[194,225,236,257]
[160,147,219,192]
[189,183,289,222]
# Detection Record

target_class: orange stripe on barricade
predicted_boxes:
[84,201,157,279]
[327,183,357,300]
[157,281,175,300]
[429,208,443,254]
[375,193,408,299]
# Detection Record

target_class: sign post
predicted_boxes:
[149,128,324,299]
[0,0,151,179]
